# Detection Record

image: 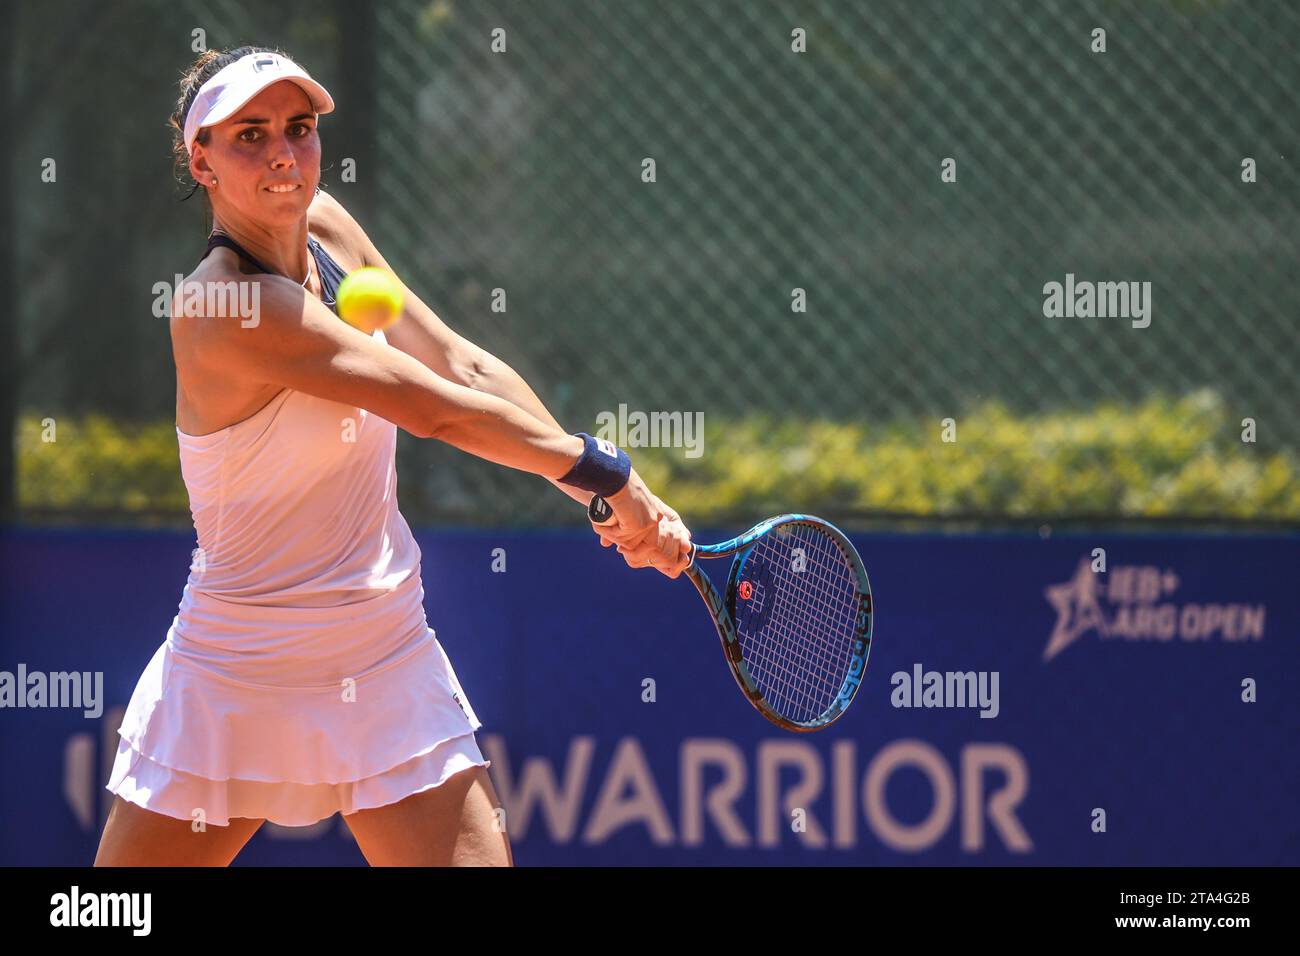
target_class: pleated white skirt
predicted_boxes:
[106,574,489,827]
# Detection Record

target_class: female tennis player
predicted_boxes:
[93,46,691,867]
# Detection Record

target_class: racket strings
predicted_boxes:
[742,545,851,720]
[735,523,863,724]
[760,546,855,717]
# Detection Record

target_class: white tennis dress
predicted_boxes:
[107,333,488,826]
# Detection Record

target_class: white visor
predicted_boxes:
[183,51,334,155]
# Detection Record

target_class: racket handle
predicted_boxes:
[588,494,616,526]
[588,494,698,568]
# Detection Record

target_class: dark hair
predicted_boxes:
[167,44,296,233]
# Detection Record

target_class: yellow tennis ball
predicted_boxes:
[336,267,404,332]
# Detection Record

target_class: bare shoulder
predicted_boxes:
[169,249,323,392]
[309,188,378,265]
[170,250,288,433]
[169,251,245,358]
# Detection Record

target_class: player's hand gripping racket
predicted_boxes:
[589,495,873,732]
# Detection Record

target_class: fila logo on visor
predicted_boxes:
[595,438,618,457]
[253,55,281,72]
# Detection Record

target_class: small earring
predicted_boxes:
[210,178,218,186]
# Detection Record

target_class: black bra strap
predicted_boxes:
[201,231,341,316]
[203,233,275,275]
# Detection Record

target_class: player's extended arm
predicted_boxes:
[189,274,584,479]
[391,319,634,514]
[320,193,591,507]
[377,280,590,506]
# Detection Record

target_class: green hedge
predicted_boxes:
[18,414,189,512]
[628,390,1299,521]
[17,390,1300,521]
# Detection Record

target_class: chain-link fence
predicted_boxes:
[10,0,1300,527]
[369,0,1299,525]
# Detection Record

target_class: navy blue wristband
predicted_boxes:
[557,433,632,497]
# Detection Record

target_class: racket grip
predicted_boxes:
[587,496,696,564]
[588,494,616,526]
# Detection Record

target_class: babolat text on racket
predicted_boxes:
[589,495,873,732]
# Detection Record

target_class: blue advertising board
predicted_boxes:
[1,527,1296,865]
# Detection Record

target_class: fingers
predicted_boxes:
[616,515,693,578]
[592,511,655,550]
[595,526,650,554]
[658,532,693,579]
[627,544,689,578]
[589,493,691,578]
[654,516,691,577]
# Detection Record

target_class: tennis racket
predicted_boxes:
[589,495,873,732]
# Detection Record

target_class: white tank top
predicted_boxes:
[174,331,421,610]
[167,333,432,687]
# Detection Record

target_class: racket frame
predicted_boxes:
[590,496,872,732]
[688,514,872,732]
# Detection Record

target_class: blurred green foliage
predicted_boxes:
[631,391,1300,522]
[19,391,1298,523]
[18,415,188,514]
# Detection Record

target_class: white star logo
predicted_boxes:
[1043,559,1109,661]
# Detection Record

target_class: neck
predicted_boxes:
[210,213,312,283]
